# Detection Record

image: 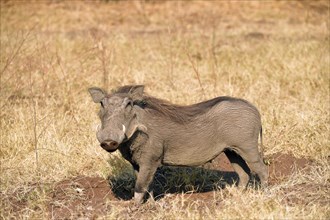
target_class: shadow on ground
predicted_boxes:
[109,167,239,201]
[109,152,264,201]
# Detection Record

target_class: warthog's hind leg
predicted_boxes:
[236,145,269,188]
[224,149,250,188]
[247,160,268,188]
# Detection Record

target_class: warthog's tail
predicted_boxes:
[260,126,270,165]
[260,126,263,155]
[259,126,264,158]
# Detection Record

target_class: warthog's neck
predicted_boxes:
[119,131,149,166]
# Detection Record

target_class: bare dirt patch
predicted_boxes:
[48,176,115,219]
[44,152,312,219]
[267,153,311,185]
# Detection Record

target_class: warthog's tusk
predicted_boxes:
[122,124,126,133]
[96,124,101,132]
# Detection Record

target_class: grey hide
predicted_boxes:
[88,85,268,204]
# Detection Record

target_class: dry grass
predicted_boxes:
[0,1,329,219]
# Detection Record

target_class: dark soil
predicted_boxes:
[48,176,115,219]
[46,152,311,219]
[267,153,310,184]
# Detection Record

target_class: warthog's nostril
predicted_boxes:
[109,141,118,148]
[100,142,108,149]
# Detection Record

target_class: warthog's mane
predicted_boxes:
[142,96,241,123]
[113,85,241,123]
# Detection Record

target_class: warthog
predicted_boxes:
[89,85,268,204]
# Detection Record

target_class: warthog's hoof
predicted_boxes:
[134,192,145,205]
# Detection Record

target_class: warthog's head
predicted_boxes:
[88,85,144,152]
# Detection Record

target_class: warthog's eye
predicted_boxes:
[125,100,133,108]
[100,101,105,108]
[135,100,147,108]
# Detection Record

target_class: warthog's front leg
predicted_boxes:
[134,164,158,204]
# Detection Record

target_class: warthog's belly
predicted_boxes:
[162,143,227,167]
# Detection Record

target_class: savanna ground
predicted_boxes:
[0,1,329,219]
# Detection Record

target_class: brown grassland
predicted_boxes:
[0,1,329,219]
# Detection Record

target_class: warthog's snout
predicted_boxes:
[100,140,119,152]
[97,128,125,152]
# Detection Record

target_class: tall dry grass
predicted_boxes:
[0,1,329,219]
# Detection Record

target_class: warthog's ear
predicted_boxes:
[128,85,144,101]
[88,87,106,103]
